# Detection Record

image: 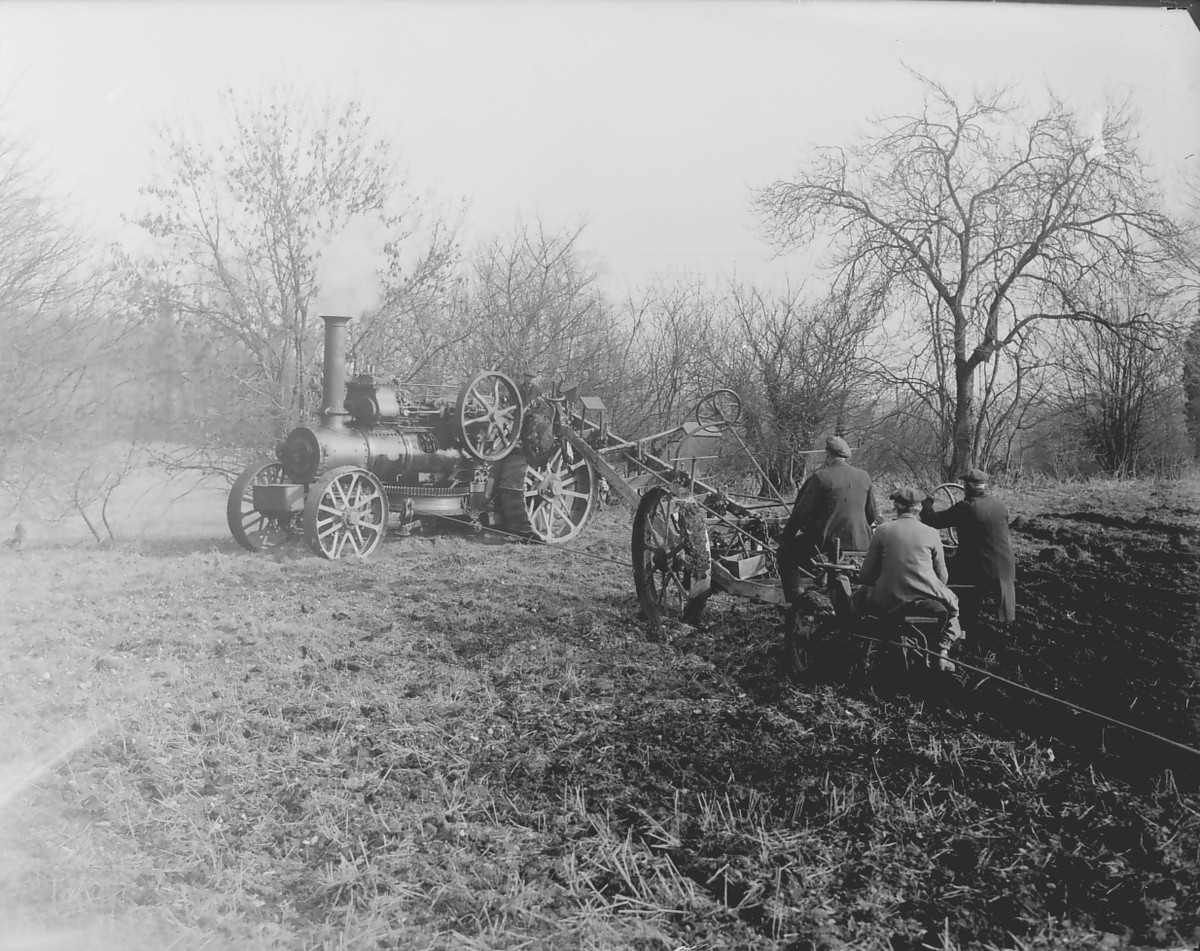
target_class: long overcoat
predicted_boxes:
[922,493,1016,622]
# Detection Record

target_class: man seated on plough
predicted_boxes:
[852,486,964,673]
[775,435,878,637]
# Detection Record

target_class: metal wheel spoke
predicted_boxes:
[657,568,686,605]
[632,486,711,627]
[550,498,574,530]
[229,460,295,552]
[532,504,552,537]
[242,510,266,531]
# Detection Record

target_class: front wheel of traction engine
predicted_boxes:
[227,459,298,552]
[303,466,389,559]
[632,485,711,630]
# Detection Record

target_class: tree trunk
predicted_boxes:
[1184,319,1200,460]
[949,360,976,480]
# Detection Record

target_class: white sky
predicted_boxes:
[1,0,1197,295]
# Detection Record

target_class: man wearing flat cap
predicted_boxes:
[855,485,963,670]
[776,435,878,628]
[920,467,1016,635]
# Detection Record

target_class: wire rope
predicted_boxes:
[847,631,1200,761]
[423,513,1200,763]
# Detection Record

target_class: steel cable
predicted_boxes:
[421,512,635,570]
[427,513,1200,762]
[846,631,1200,762]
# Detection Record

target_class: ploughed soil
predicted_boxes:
[2,477,1198,950]
[466,482,1200,949]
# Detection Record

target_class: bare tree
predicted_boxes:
[865,279,1055,478]
[442,219,613,386]
[1185,318,1200,459]
[128,86,458,446]
[754,76,1184,477]
[717,282,876,493]
[1049,289,1187,474]
[345,214,465,385]
[0,126,135,499]
[618,278,722,437]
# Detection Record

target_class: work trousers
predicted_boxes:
[776,536,822,607]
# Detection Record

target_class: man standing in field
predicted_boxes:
[920,467,1016,638]
[776,435,877,633]
[854,486,963,671]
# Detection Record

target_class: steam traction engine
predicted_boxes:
[226,315,598,558]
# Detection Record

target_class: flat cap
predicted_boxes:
[960,467,989,485]
[825,435,852,458]
[889,486,924,504]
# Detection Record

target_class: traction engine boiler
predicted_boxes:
[226,315,598,558]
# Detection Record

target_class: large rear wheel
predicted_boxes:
[495,440,596,543]
[303,467,389,559]
[632,486,711,628]
[227,459,298,552]
[694,388,742,430]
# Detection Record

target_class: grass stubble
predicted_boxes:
[0,480,1198,950]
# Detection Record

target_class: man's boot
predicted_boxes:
[934,632,957,673]
[782,604,811,677]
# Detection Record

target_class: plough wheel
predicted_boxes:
[455,370,524,463]
[227,459,299,552]
[931,482,965,550]
[694,388,742,430]
[303,466,389,559]
[632,485,711,628]
[495,440,596,543]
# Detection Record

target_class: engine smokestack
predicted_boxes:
[320,315,351,431]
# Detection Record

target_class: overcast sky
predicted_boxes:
[1,0,1197,295]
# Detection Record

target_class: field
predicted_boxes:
[2,475,1199,950]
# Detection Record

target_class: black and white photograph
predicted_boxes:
[1,1,1199,948]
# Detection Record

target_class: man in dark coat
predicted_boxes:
[776,436,878,612]
[921,467,1016,632]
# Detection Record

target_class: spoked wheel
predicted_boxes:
[303,466,389,559]
[932,482,965,549]
[227,459,299,552]
[694,388,742,430]
[455,371,524,462]
[632,485,712,628]
[495,440,597,543]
